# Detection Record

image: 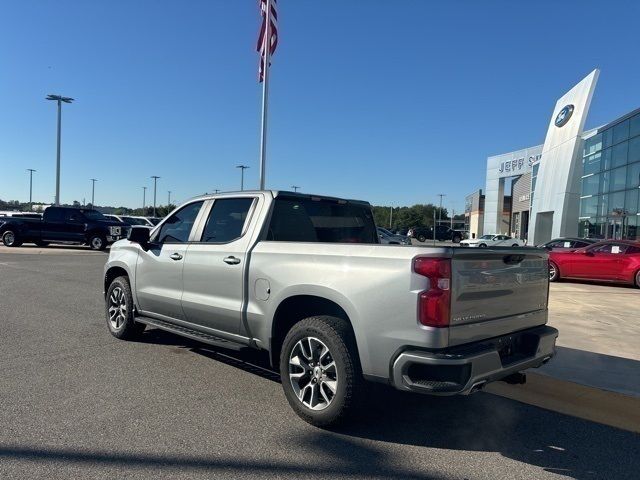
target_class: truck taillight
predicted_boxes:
[414,257,451,328]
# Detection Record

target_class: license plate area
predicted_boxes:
[496,332,539,366]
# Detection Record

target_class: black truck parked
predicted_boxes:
[0,207,128,250]
[408,225,463,243]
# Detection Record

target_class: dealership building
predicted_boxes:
[465,69,640,243]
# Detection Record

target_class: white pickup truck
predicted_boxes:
[104,191,557,426]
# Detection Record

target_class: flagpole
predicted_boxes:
[259,0,272,191]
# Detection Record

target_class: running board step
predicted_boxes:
[135,315,246,351]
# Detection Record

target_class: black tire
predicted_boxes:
[88,233,107,250]
[512,243,519,247]
[452,235,461,243]
[634,269,640,288]
[279,315,363,428]
[34,240,50,247]
[105,276,146,340]
[549,261,560,282]
[2,230,23,247]
[478,243,487,248]
[417,235,426,243]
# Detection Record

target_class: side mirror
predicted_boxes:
[128,226,150,248]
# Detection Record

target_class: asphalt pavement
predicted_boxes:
[1,250,639,479]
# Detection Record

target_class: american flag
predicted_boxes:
[257,0,278,82]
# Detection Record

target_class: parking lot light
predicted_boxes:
[46,94,74,206]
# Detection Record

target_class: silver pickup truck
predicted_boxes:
[104,191,557,426]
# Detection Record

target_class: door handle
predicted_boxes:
[223,256,241,265]
[170,252,183,261]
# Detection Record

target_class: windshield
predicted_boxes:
[122,216,149,226]
[149,218,161,225]
[377,227,393,236]
[479,235,494,240]
[83,210,107,221]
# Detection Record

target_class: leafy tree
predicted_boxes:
[372,204,448,231]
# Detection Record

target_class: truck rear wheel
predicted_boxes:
[279,315,363,427]
[105,276,146,340]
[2,230,23,247]
[549,261,560,282]
[417,234,426,242]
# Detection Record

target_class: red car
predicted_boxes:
[548,240,640,287]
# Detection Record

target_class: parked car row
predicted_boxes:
[377,227,411,245]
[548,240,640,287]
[408,225,463,243]
[460,234,526,248]
[0,206,129,250]
[104,214,160,227]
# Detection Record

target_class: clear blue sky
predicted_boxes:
[1,1,640,211]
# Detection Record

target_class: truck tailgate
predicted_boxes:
[448,247,549,345]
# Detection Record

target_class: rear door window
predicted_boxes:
[267,197,377,243]
[45,208,64,222]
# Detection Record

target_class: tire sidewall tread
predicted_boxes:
[279,315,363,428]
[105,276,145,340]
[2,230,22,247]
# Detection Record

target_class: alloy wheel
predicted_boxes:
[4,231,15,246]
[108,286,127,330]
[91,237,103,249]
[549,263,557,280]
[288,337,338,411]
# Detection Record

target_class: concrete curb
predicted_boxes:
[485,372,640,434]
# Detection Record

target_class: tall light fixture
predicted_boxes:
[27,169,36,206]
[90,178,97,206]
[151,176,160,216]
[46,94,74,205]
[236,165,249,191]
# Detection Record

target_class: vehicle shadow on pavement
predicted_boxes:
[134,329,640,480]
[0,439,445,480]
[540,345,640,397]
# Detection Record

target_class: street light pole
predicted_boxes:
[90,178,97,206]
[151,176,160,217]
[437,193,446,225]
[168,191,171,206]
[291,185,300,192]
[46,95,74,206]
[142,186,147,212]
[236,165,249,191]
[27,169,36,206]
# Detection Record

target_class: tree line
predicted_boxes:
[372,204,452,231]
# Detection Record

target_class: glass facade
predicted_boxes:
[579,112,640,240]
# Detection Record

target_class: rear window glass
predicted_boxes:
[267,197,377,243]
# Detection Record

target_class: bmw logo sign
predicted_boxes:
[555,104,574,127]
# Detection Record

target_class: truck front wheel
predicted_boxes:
[280,316,363,427]
[2,230,23,247]
[89,233,107,250]
[105,276,146,340]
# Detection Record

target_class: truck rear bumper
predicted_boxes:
[390,325,558,395]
